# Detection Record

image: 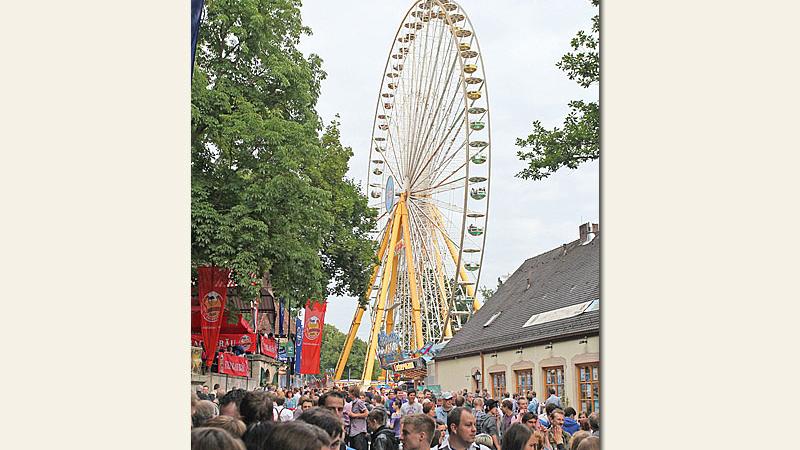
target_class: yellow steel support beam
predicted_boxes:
[361,203,404,385]
[431,229,453,338]
[334,218,392,380]
[400,197,425,348]
[385,253,399,334]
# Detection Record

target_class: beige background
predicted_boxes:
[3,1,800,449]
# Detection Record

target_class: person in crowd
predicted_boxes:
[432,419,448,448]
[587,412,598,437]
[465,392,475,410]
[513,398,528,424]
[347,386,370,450]
[319,390,347,420]
[372,394,385,411]
[499,399,515,439]
[397,390,408,404]
[294,395,315,419]
[473,398,498,450]
[455,395,466,408]
[385,390,397,409]
[193,400,219,428]
[577,417,590,433]
[544,409,570,450]
[401,388,424,417]
[574,436,599,450]
[242,418,275,450]
[544,389,561,408]
[527,393,540,416]
[196,385,209,400]
[239,390,275,427]
[538,404,558,429]
[191,427,246,450]
[204,415,247,439]
[486,400,502,449]
[275,395,294,422]
[423,400,437,419]
[361,393,374,412]
[561,407,579,435]
[220,388,247,420]
[400,413,436,450]
[442,407,492,450]
[262,421,330,450]
[192,392,200,422]
[519,412,541,432]
[500,423,538,450]
[368,407,400,450]
[390,399,403,437]
[343,392,353,436]
[436,392,455,424]
[567,431,590,450]
[297,406,353,450]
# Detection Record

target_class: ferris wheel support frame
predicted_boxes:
[334,217,392,381]
[361,201,404,384]
[400,197,425,349]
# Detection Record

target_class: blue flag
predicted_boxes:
[294,317,303,374]
[278,299,285,337]
[191,0,205,78]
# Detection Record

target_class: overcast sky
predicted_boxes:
[298,0,599,341]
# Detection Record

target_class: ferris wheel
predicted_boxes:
[335,0,491,384]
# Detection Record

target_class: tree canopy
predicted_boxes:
[191,0,376,310]
[516,0,599,181]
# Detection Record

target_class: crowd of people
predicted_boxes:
[191,383,599,450]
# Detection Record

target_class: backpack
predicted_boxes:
[477,414,494,435]
[376,428,400,450]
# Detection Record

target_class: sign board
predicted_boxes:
[393,361,416,371]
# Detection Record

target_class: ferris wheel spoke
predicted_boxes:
[414,108,468,190]
[406,199,464,254]
[408,80,465,189]
[411,176,466,197]
[407,31,460,180]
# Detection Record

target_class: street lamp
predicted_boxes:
[472,369,482,385]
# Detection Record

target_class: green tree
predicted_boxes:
[516,0,599,181]
[318,323,380,380]
[191,0,376,311]
[479,274,508,303]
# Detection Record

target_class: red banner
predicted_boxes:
[300,299,327,374]
[261,335,278,358]
[218,352,249,377]
[198,266,231,367]
[192,333,257,353]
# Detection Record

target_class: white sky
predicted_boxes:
[298,0,599,341]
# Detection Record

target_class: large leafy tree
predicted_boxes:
[191,0,376,310]
[516,0,599,180]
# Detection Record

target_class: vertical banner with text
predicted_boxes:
[294,317,303,375]
[299,300,326,374]
[198,266,230,367]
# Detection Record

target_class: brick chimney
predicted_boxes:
[579,222,599,244]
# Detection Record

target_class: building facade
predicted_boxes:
[433,223,600,414]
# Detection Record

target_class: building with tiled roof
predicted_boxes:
[431,223,600,415]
